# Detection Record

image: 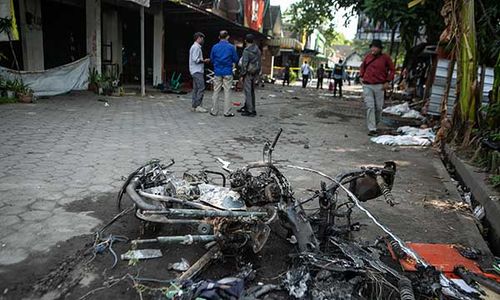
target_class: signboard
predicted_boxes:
[244,0,265,32]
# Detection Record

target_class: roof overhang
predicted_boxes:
[160,0,268,40]
[266,37,303,51]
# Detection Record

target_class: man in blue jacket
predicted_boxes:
[210,30,239,117]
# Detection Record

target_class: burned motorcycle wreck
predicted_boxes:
[119,129,397,253]
[118,130,494,299]
[114,129,433,299]
[108,130,500,300]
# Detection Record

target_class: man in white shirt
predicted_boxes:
[301,61,311,88]
[189,32,210,112]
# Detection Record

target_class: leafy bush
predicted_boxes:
[490,175,500,188]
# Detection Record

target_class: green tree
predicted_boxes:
[323,29,351,47]
[286,0,444,56]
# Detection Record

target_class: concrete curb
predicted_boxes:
[444,144,500,253]
[432,157,491,255]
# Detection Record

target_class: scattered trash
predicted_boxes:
[169,258,190,272]
[383,102,424,120]
[120,249,162,261]
[463,192,472,206]
[284,266,310,298]
[454,245,481,260]
[402,109,424,119]
[371,135,433,146]
[304,143,310,149]
[398,126,435,138]
[371,126,435,146]
[269,94,277,98]
[473,205,485,220]
[104,102,110,107]
[89,234,129,269]
[100,130,499,299]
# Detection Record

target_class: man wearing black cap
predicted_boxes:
[189,32,210,113]
[239,34,261,117]
[360,39,395,136]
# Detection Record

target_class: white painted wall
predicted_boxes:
[19,0,44,70]
[86,0,101,73]
[152,9,164,86]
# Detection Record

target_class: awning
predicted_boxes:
[127,0,150,7]
[266,37,303,51]
[161,1,268,40]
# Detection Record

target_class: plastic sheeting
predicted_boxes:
[383,102,425,120]
[0,56,89,97]
[371,126,436,146]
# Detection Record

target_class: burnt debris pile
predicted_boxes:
[90,129,499,299]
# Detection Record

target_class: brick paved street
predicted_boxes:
[0,85,489,280]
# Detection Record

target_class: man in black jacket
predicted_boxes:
[240,34,261,117]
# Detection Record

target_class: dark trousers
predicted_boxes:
[333,78,343,97]
[316,77,324,89]
[244,74,256,113]
[283,74,290,86]
[302,74,309,88]
[191,72,205,108]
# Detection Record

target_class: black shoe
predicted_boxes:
[241,111,256,117]
[368,130,378,137]
[223,113,235,117]
[237,107,247,113]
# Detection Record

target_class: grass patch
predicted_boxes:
[0,96,17,105]
[490,175,500,188]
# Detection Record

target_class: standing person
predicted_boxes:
[301,61,311,88]
[189,32,210,113]
[210,30,239,117]
[283,63,290,86]
[316,64,325,89]
[239,34,261,117]
[332,59,345,98]
[359,39,395,136]
[345,66,352,86]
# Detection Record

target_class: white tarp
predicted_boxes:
[383,102,425,120]
[0,56,89,96]
[371,126,436,146]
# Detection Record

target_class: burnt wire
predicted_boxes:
[86,205,135,267]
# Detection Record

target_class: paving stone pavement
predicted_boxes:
[0,85,489,269]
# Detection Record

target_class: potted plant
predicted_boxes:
[98,74,115,96]
[5,79,19,98]
[0,75,6,97]
[15,80,33,103]
[88,68,100,93]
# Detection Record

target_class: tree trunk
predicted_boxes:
[450,0,478,146]
[389,25,397,57]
